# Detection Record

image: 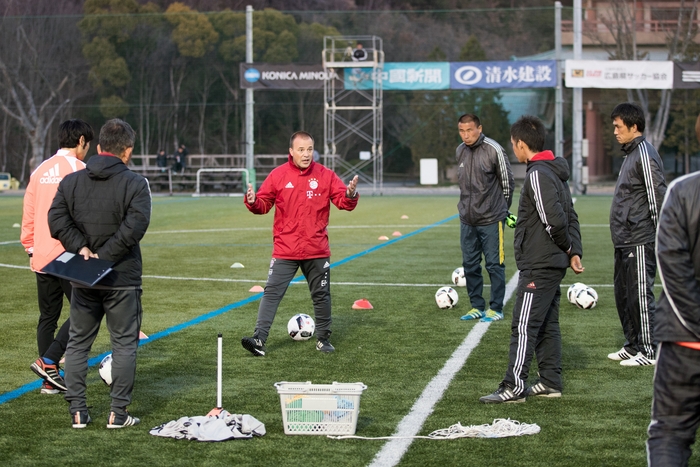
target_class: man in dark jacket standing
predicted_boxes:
[608,102,666,367]
[480,115,583,403]
[456,114,514,323]
[647,171,700,466]
[241,131,358,356]
[49,119,151,429]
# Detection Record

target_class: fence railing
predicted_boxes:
[128,154,345,193]
[561,18,700,34]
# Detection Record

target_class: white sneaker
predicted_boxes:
[620,354,656,366]
[607,348,635,361]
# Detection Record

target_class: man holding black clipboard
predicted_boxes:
[49,119,151,429]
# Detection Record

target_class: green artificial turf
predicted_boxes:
[0,193,690,466]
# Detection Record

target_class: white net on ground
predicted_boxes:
[328,418,540,440]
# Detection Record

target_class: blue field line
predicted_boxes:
[0,213,458,406]
[329,214,458,270]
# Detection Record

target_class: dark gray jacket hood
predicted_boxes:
[86,153,130,180]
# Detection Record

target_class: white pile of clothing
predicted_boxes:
[150,410,266,442]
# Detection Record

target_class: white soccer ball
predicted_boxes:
[435,286,459,309]
[573,286,598,309]
[287,313,315,341]
[99,354,113,386]
[567,282,586,304]
[451,267,466,287]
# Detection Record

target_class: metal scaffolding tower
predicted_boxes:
[322,35,384,194]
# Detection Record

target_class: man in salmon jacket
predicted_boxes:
[22,119,94,395]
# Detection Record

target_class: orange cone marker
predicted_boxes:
[352,298,374,310]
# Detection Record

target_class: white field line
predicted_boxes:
[0,262,30,270]
[367,272,520,467]
[0,223,609,243]
[144,224,454,235]
[0,264,616,289]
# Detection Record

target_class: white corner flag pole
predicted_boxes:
[207,333,224,417]
[217,333,223,409]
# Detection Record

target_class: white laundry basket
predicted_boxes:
[274,381,367,435]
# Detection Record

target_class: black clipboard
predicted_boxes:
[41,252,114,287]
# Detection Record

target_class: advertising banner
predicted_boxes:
[674,62,700,89]
[449,61,556,89]
[240,63,342,89]
[343,62,450,90]
[241,61,556,91]
[565,60,673,89]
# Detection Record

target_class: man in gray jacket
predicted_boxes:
[49,119,151,429]
[456,114,514,322]
[608,103,666,367]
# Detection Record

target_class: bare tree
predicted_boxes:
[0,1,85,174]
[0,25,69,172]
[591,0,700,147]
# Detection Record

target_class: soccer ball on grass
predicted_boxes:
[567,282,586,304]
[287,313,315,341]
[451,267,466,287]
[573,285,598,309]
[99,354,113,386]
[435,286,459,309]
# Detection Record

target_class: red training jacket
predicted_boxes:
[244,155,359,259]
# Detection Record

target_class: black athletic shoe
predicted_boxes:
[241,336,266,356]
[107,411,140,429]
[316,338,335,353]
[479,383,526,404]
[31,358,67,392]
[72,410,91,429]
[529,382,562,398]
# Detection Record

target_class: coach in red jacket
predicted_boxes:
[241,131,359,356]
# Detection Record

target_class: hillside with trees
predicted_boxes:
[0,0,568,183]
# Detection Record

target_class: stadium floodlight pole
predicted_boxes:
[555,2,564,161]
[572,0,583,194]
[245,5,256,189]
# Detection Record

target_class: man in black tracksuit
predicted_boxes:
[608,103,666,367]
[49,119,151,429]
[646,171,700,466]
[481,115,583,403]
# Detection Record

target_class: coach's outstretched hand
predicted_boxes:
[246,183,256,204]
[346,175,359,198]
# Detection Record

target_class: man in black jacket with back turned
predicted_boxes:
[49,119,151,429]
[646,164,700,466]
